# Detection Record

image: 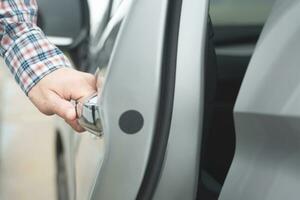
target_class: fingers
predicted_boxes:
[49,92,86,132]
[76,87,97,103]
[65,119,85,133]
[83,72,97,88]
[70,74,97,102]
[29,88,86,132]
[48,91,77,121]
[27,67,99,133]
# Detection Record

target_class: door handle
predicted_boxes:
[76,94,103,137]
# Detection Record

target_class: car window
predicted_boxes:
[210,0,275,26]
[110,0,124,17]
[88,0,111,39]
[37,0,82,38]
[88,0,130,74]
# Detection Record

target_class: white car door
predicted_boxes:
[75,0,209,199]
[220,0,300,199]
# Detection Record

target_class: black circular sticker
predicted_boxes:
[119,110,144,134]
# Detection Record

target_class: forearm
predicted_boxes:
[0,0,71,94]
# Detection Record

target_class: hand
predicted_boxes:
[28,68,97,132]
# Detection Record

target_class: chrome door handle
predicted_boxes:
[76,94,103,136]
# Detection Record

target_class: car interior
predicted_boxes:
[197,0,275,199]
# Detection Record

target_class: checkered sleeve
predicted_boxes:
[0,0,72,95]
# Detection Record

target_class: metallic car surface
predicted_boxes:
[55,0,219,198]
[56,0,296,199]
[153,0,208,199]
[89,0,168,198]
[55,117,76,200]
[59,0,170,199]
[58,0,208,198]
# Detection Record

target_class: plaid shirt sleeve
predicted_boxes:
[0,0,72,95]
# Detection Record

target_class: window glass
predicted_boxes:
[88,0,111,39]
[110,0,124,17]
[37,0,82,38]
[210,0,275,26]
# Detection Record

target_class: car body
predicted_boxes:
[37,0,300,199]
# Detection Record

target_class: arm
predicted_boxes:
[0,0,71,94]
[0,0,97,132]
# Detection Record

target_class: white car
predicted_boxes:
[37,0,299,199]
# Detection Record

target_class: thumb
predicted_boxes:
[48,92,85,132]
[48,91,77,121]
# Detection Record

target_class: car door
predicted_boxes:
[219,0,300,199]
[75,0,209,199]
[73,1,115,199]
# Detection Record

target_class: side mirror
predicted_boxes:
[37,0,89,51]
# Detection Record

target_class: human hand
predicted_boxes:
[28,68,97,132]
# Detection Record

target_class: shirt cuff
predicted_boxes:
[3,28,72,95]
